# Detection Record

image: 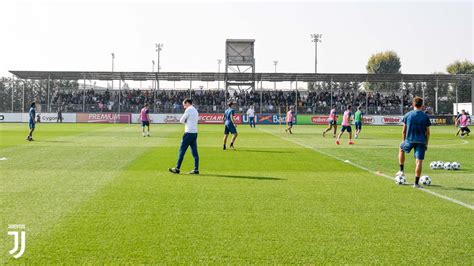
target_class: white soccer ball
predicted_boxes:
[443,162,452,170]
[437,161,444,169]
[451,162,461,170]
[430,161,437,169]
[420,175,432,185]
[394,174,406,185]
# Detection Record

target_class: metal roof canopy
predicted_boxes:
[9,70,472,83]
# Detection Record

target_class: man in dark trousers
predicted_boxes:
[169,98,199,174]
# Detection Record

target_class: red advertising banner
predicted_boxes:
[362,116,375,124]
[77,113,131,123]
[311,116,330,125]
[382,116,402,124]
[198,113,242,124]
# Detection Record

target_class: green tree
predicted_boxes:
[446,60,473,106]
[365,51,402,93]
[366,51,402,74]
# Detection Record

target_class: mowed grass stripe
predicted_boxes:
[261,125,474,205]
[0,124,168,263]
[9,125,473,264]
[260,126,474,210]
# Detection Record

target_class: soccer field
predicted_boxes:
[1,123,473,264]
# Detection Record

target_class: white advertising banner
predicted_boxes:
[0,113,23,122]
[131,114,182,124]
[22,113,76,123]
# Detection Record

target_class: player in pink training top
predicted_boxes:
[323,105,337,138]
[285,106,295,134]
[459,110,471,137]
[140,103,151,137]
[336,104,354,145]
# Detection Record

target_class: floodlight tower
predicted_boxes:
[273,60,278,90]
[111,52,115,90]
[155,43,163,90]
[311,34,322,73]
[217,59,222,90]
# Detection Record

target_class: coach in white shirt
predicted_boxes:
[246,106,256,128]
[169,98,199,174]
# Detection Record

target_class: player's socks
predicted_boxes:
[223,144,226,150]
[322,131,326,137]
[230,142,235,149]
[415,176,420,185]
[400,165,404,172]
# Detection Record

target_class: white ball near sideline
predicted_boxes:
[420,176,432,185]
[443,162,452,170]
[394,174,406,185]
[451,162,461,170]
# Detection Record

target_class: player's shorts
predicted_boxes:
[400,141,427,160]
[460,127,470,133]
[340,125,352,133]
[355,121,362,130]
[141,121,150,127]
[287,121,293,127]
[224,123,237,134]
[29,120,35,129]
[328,119,336,125]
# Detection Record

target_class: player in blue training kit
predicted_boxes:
[27,102,36,141]
[397,97,431,188]
[223,101,238,150]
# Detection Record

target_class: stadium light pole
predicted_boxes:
[273,60,278,91]
[311,34,322,73]
[155,43,163,90]
[217,59,222,90]
[152,60,155,90]
[111,53,115,91]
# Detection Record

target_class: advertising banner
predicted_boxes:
[131,114,182,124]
[199,113,242,124]
[21,113,76,123]
[0,113,23,122]
[76,113,131,123]
[297,115,342,125]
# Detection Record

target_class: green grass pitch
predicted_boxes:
[1,123,473,264]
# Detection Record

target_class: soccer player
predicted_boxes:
[323,105,337,138]
[223,101,238,150]
[26,102,36,141]
[354,106,363,139]
[285,106,294,134]
[169,98,199,174]
[247,106,256,128]
[57,107,63,123]
[140,103,151,137]
[459,110,471,137]
[336,105,354,145]
[397,97,431,188]
[455,111,462,136]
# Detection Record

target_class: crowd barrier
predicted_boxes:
[0,112,466,126]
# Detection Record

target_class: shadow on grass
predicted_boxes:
[201,174,286,181]
[428,184,474,192]
[237,149,294,154]
[37,140,72,143]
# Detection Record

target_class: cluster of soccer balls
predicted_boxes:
[429,161,461,171]
[394,174,431,186]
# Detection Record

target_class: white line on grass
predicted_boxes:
[260,128,474,211]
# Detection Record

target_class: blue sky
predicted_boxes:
[0,0,472,79]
